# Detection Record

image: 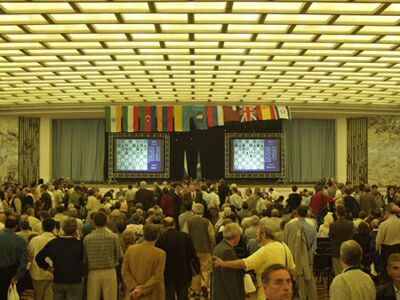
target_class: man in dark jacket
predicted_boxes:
[377,253,400,300]
[212,222,245,300]
[134,181,155,210]
[329,204,354,276]
[156,217,195,300]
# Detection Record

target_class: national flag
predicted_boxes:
[174,105,183,132]
[156,106,163,132]
[276,106,292,120]
[133,107,140,132]
[105,106,122,132]
[191,106,208,130]
[139,106,146,132]
[259,106,277,120]
[183,150,188,178]
[239,106,259,122]
[223,106,240,122]
[150,106,157,131]
[162,106,174,132]
[196,152,202,179]
[182,106,191,132]
[207,106,224,127]
[122,106,135,132]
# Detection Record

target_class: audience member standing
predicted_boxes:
[217,179,230,206]
[156,217,195,300]
[28,218,57,300]
[160,188,174,217]
[134,181,155,210]
[125,184,136,210]
[310,185,333,223]
[261,264,293,300]
[0,216,28,300]
[213,224,295,300]
[329,204,354,275]
[84,212,123,300]
[376,203,400,275]
[122,224,166,300]
[39,185,52,211]
[284,205,318,300]
[36,218,84,300]
[212,223,245,300]
[183,203,215,298]
[329,240,375,300]
[359,186,377,215]
[376,253,400,300]
[287,186,302,213]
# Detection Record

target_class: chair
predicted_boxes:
[313,253,333,286]
[316,238,332,255]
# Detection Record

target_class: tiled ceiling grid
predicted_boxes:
[0,1,399,110]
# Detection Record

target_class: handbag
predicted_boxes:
[8,284,20,300]
[243,273,256,294]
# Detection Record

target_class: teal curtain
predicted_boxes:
[52,119,105,182]
[283,119,336,183]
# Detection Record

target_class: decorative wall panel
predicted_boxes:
[18,117,40,186]
[347,118,368,185]
[368,116,400,186]
[0,117,19,183]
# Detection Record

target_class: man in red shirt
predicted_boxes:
[310,184,333,223]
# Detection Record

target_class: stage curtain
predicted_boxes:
[283,119,336,183]
[52,119,105,182]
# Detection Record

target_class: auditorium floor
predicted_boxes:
[21,280,331,300]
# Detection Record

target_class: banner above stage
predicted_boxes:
[105,105,291,133]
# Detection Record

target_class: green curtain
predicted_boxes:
[283,119,336,183]
[52,119,105,182]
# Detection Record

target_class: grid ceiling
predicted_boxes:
[0,1,400,111]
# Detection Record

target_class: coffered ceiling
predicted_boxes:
[0,1,399,114]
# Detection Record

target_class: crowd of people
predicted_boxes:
[0,177,400,300]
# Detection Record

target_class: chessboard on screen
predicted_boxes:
[108,133,170,179]
[225,133,285,179]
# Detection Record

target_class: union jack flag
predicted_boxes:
[239,106,259,122]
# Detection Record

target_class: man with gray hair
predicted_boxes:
[376,203,400,276]
[212,223,245,300]
[329,240,375,300]
[377,253,400,300]
[183,203,215,298]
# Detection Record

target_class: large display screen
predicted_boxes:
[225,133,284,179]
[115,139,163,172]
[108,133,170,179]
[232,138,280,172]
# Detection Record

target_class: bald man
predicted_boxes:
[156,217,197,300]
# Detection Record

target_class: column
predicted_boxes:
[336,118,347,183]
[39,117,52,183]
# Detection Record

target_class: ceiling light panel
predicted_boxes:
[265,14,332,25]
[155,2,226,13]
[0,2,74,13]
[77,2,149,13]
[307,3,382,14]
[50,14,118,24]
[232,2,304,13]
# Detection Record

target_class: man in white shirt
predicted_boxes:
[329,240,375,300]
[28,218,57,300]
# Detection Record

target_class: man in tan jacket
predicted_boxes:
[122,224,166,300]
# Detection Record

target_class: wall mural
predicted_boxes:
[0,117,19,183]
[368,116,400,186]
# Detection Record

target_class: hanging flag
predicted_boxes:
[133,107,140,132]
[182,106,191,132]
[139,106,146,132]
[150,106,157,131]
[223,106,240,122]
[105,106,122,132]
[122,106,135,132]
[207,106,224,127]
[239,106,259,122]
[143,106,154,132]
[162,106,174,132]
[260,106,277,120]
[276,106,292,120]
[174,105,183,132]
[183,150,188,178]
[191,106,208,130]
[156,105,163,132]
[196,152,202,179]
